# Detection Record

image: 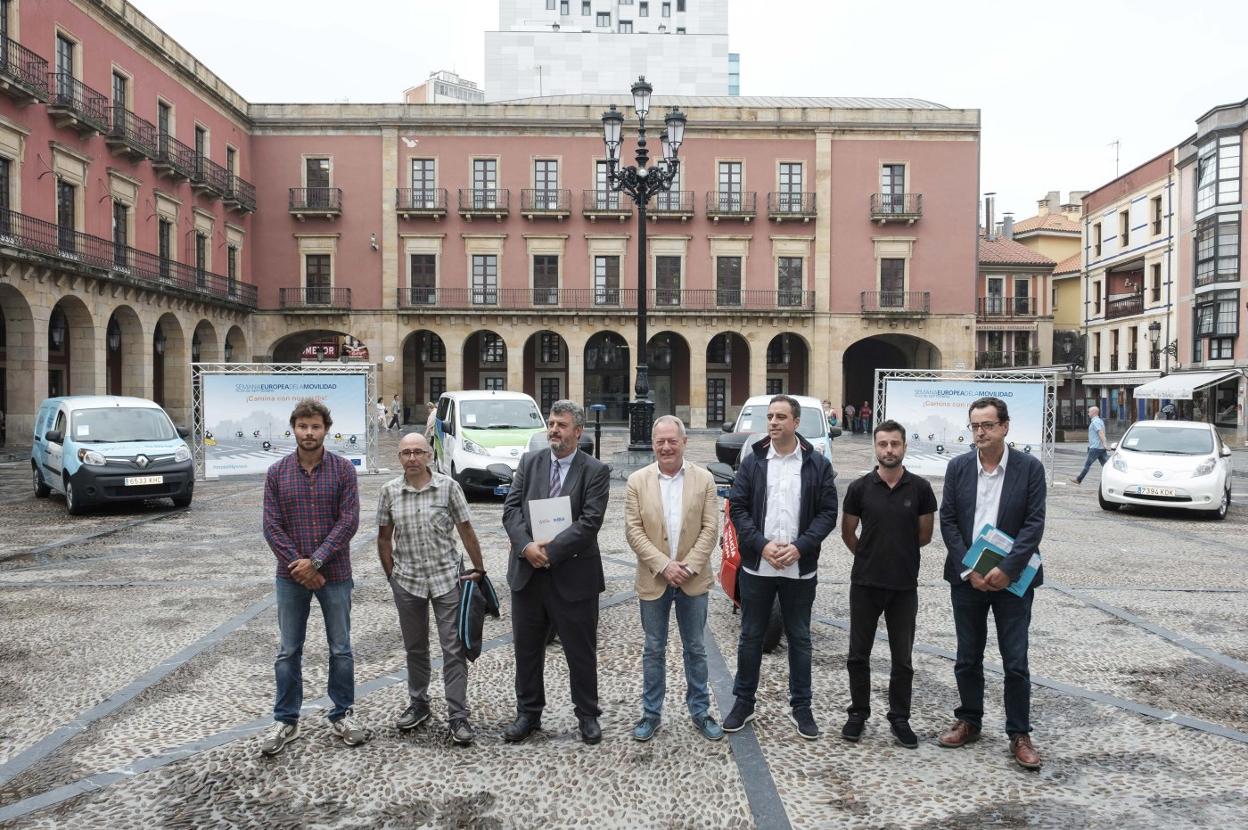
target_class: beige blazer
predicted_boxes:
[624,461,719,600]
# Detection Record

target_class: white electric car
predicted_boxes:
[1098,419,1233,520]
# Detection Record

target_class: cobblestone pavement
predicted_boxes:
[0,428,1246,829]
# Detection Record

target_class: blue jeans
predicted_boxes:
[274,576,355,724]
[733,570,816,709]
[1075,447,1108,482]
[950,581,1033,736]
[639,587,710,720]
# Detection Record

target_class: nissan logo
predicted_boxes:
[1152,470,1164,479]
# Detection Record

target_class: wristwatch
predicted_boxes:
[310,557,323,571]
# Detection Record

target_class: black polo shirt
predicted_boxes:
[842,468,937,590]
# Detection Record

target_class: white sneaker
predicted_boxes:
[330,714,367,746]
[260,721,300,756]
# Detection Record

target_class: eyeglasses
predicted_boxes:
[967,421,1001,432]
[399,449,431,458]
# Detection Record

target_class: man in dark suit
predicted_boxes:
[502,399,611,744]
[938,396,1046,770]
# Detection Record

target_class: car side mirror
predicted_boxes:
[176,426,190,439]
[721,421,734,433]
[829,427,842,438]
[1221,446,1233,458]
[442,420,455,437]
[45,429,63,444]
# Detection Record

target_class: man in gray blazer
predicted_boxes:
[502,399,611,745]
[937,396,1046,770]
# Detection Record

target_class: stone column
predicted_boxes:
[687,330,708,429]
[748,331,768,398]
[566,331,586,408]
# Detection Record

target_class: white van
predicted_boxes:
[432,391,546,490]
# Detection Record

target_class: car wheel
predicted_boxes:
[65,478,86,516]
[33,465,51,498]
[1097,485,1120,512]
[172,486,193,508]
[1206,485,1230,521]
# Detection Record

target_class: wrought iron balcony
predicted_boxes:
[289,187,343,220]
[705,191,757,221]
[457,189,510,220]
[975,350,1040,370]
[224,176,256,214]
[279,287,352,310]
[192,156,232,199]
[0,207,256,307]
[0,37,49,103]
[647,190,695,221]
[396,188,448,219]
[1126,352,1139,370]
[581,189,630,221]
[767,192,816,222]
[861,290,931,315]
[153,133,198,181]
[1105,293,1144,320]
[106,106,159,161]
[977,296,1037,317]
[395,287,815,313]
[47,72,108,135]
[870,193,923,224]
[1109,353,1119,371]
[521,189,571,219]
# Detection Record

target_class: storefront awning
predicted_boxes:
[1131,370,1243,400]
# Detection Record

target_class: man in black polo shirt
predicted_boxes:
[839,419,937,748]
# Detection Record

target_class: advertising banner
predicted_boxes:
[201,373,368,476]
[882,377,1048,475]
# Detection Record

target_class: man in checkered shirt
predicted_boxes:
[377,431,486,745]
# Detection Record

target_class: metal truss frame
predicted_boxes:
[873,367,1059,482]
[190,362,378,479]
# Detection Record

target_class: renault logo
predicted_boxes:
[135,454,150,469]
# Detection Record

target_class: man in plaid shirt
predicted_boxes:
[377,432,485,745]
[260,398,362,756]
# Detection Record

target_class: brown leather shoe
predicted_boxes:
[1010,734,1042,770]
[937,720,981,748]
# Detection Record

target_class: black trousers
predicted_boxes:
[846,584,918,723]
[511,569,601,719]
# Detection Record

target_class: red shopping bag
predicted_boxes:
[719,499,741,608]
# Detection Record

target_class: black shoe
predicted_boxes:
[578,716,602,745]
[789,707,819,740]
[722,700,756,733]
[841,717,866,742]
[503,714,542,743]
[890,720,918,749]
[396,702,430,732]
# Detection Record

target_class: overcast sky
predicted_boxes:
[137,0,1247,221]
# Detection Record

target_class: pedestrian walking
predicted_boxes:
[376,397,388,431]
[260,399,362,756]
[844,403,856,434]
[424,401,438,441]
[377,433,486,745]
[840,420,937,748]
[624,415,725,743]
[388,394,402,431]
[1071,406,1108,485]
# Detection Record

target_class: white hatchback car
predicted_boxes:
[1099,419,1233,519]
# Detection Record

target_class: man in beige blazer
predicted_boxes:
[624,415,724,742]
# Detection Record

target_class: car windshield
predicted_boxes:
[735,405,825,439]
[459,400,544,430]
[71,407,177,443]
[1120,425,1214,455]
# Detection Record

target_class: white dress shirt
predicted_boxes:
[657,463,686,561]
[962,449,1008,580]
[744,442,814,579]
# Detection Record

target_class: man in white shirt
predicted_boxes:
[722,396,839,739]
[624,415,723,742]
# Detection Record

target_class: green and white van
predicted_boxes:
[432,390,545,490]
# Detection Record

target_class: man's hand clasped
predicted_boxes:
[970,566,1010,592]
[762,540,800,570]
[523,542,551,569]
[289,557,326,591]
[661,560,691,587]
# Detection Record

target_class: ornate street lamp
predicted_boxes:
[154,325,166,356]
[107,318,121,353]
[601,76,688,450]
[1147,318,1177,376]
[191,332,201,363]
[223,339,234,362]
[48,311,67,350]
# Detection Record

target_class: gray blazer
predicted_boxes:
[502,447,610,601]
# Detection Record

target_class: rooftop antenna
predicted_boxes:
[1108,139,1120,177]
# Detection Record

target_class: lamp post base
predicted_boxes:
[627,397,656,452]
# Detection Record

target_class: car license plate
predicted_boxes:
[1137,486,1176,497]
[124,475,164,486]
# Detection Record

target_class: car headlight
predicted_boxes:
[1193,457,1217,477]
[462,437,488,456]
[1111,455,1128,473]
[174,445,191,463]
[77,449,106,466]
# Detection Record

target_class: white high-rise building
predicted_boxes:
[485,0,732,102]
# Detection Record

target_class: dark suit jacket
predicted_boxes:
[939,447,1046,588]
[502,447,610,601]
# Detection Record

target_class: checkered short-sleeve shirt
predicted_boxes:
[376,472,471,598]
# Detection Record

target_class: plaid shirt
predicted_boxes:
[376,472,470,599]
[263,450,360,583]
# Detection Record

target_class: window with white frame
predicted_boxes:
[411,159,436,207]
[594,255,620,304]
[778,256,803,306]
[472,254,498,304]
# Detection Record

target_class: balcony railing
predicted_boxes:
[1126,352,1138,370]
[106,105,159,161]
[289,187,343,218]
[648,190,695,219]
[582,189,630,219]
[870,193,923,223]
[706,191,757,220]
[975,350,1040,369]
[153,133,198,180]
[395,287,816,312]
[767,192,816,221]
[47,72,109,135]
[861,290,931,314]
[1109,353,1119,371]
[521,188,571,217]
[457,189,510,218]
[0,207,255,307]
[0,36,49,102]
[279,287,352,310]
[225,176,256,213]
[193,155,232,198]
[396,188,448,217]
[1105,293,1144,320]
[977,296,1036,317]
